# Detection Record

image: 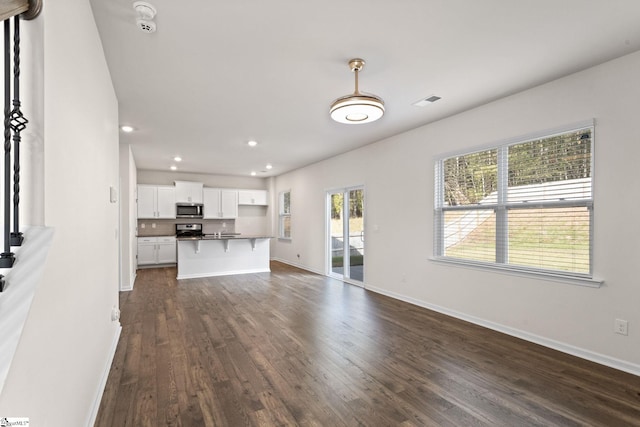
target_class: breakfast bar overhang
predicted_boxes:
[177,236,272,279]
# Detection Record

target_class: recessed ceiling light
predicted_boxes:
[266,164,273,170]
[250,171,257,176]
[247,140,258,147]
[170,165,177,171]
[412,95,441,107]
[121,125,134,132]
[174,156,182,162]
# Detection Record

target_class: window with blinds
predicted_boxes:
[279,190,291,239]
[434,123,593,278]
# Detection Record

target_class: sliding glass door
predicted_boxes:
[327,187,365,284]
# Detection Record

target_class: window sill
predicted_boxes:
[429,256,603,288]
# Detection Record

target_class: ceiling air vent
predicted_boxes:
[412,95,441,107]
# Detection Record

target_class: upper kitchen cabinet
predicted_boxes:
[238,189,268,206]
[175,180,203,204]
[138,185,176,219]
[203,188,238,219]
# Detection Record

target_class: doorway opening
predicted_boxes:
[327,187,365,285]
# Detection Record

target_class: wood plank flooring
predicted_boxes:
[95,262,640,426]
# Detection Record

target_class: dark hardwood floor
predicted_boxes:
[95,262,640,426]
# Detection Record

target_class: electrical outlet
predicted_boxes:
[111,306,121,322]
[141,223,145,229]
[614,319,628,336]
[151,223,156,228]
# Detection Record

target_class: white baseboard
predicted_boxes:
[120,274,135,292]
[365,284,640,377]
[177,268,270,280]
[86,325,122,427]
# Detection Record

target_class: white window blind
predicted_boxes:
[434,123,593,278]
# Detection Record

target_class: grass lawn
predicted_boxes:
[331,254,363,268]
[445,207,590,273]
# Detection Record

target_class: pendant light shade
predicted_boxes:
[330,58,384,124]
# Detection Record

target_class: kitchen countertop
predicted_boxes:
[177,235,273,241]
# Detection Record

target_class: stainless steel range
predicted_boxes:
[175,223,203,239]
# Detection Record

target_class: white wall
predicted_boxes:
[138,169,268,189]
[120,145,137,290]
[0,1,121,425]
[272,51,640,374]
[0,9,48,395]
[20,14,44,227]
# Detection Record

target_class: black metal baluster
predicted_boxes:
[0,18,14,270]
[10,16,25,246]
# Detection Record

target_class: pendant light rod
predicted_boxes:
[349,58,365,95]
[354,69,359,94]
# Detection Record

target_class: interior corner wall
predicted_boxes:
[272,50,640,373]
[0,0,121,424]
[20,14,44,227]
[120,144,137,291]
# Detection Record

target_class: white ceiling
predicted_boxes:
[90,0,640,178]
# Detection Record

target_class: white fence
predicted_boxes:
[444,178,590,248]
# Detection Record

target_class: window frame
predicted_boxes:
[279,190,291,240]
[433,120,602,286]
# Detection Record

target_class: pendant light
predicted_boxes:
[330,58,385,124]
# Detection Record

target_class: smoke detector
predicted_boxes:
[133,1,157,33]
[137,19,156,33]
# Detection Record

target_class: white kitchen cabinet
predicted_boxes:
[220,190,238,218]
[137,186,156,219]
[137,185,176,219]
[138,236,176,266]
[157,187,176,217]
[238,189,268,206]
[203,188,238,219]
[175,181,203,204]
[157,236,178,264]
[137,237,158,265]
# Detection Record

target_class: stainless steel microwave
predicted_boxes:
[176,203,203,218]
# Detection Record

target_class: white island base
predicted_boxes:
[177,237,271,279]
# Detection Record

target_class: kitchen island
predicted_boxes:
[177,235,272,279]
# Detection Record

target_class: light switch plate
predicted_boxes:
[615,319,628,336]
[110,186,118,203]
